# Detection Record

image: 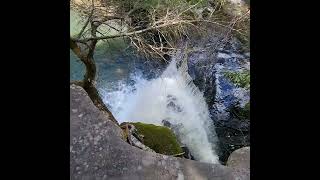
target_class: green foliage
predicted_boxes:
[224,70,250,89]
[244,102,250,111]
[132,122,183,155]
[241,102,250,120]
[229,102,250,120]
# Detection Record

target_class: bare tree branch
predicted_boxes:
[77,7,94,39]
[70,0,250,126]
[74,20,188,42]
[70,37,85,60]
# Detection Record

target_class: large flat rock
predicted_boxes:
[227,147,250,180]
[70,84,236,180]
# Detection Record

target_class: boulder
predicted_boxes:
[227,147,250,180]
[130,122,183,156]
[70,84,236,180]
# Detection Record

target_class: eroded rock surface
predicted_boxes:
[70,85,236,180]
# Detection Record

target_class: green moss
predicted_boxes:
[230,102,250,120]
[132,122,183,155]
[224,70,250,89]
[241,102,250,120]
[244,102,250,110]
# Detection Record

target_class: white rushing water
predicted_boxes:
[101,60,220,164]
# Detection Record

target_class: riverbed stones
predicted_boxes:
[70,85,236,180]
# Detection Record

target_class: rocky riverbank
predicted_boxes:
[173,24,250,164]
[70,0,250,178]
[70,84,249,180]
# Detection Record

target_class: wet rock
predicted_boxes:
[70,85,236,180]
[175,33,250,164]
[219,119,250,132]
[215,119,250,164]
[166,95,183,112]
[181,146,195,160]
[161,120,195,160]
[162,119,172,128]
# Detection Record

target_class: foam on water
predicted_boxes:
[101,60,219,164]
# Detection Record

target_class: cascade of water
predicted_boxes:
[102,60,219,164]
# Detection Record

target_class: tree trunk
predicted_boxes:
[82,56,96,90]
[70,37,118,125]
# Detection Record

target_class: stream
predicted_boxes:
[70,10,249,164]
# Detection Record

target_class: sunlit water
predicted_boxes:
[100,59,220,164]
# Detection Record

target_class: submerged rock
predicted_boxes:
[70,85,236,180]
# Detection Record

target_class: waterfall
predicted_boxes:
[101,59,220,164]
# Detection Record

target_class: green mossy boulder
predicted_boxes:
[131,122,183,156]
